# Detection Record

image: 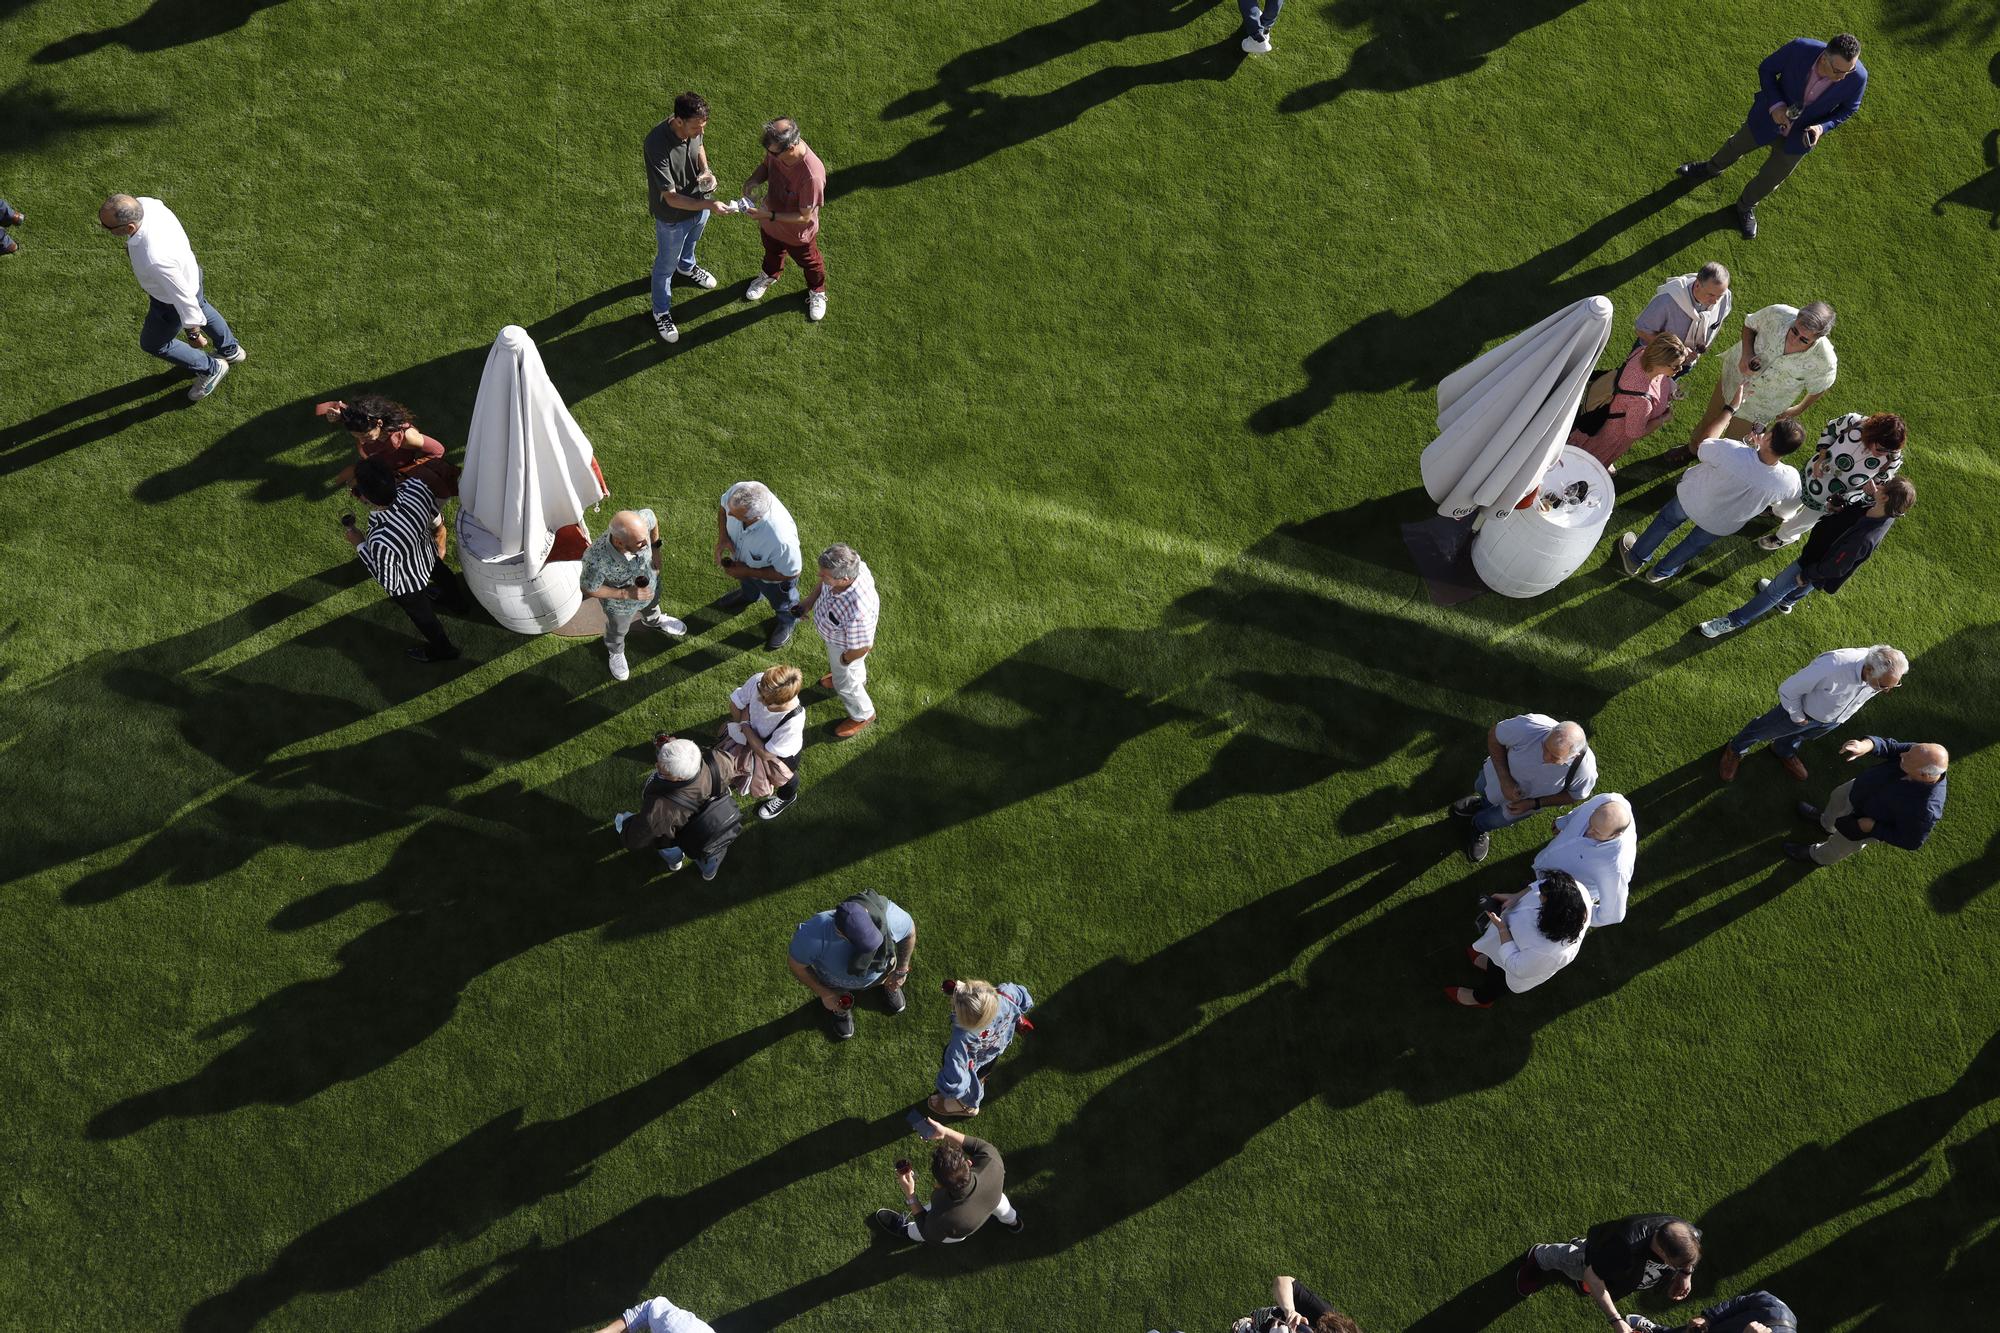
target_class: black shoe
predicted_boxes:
[999,1213,1024,1234]
[1516,1250,1554,1296]
[1796,801,1822,823]
[1449,795,1481,818]
[766,618,800,651]
[715,589,759,612]
[1676,160,1719,181]
[870,1208,914,1239]
[1737,206,1758,239]
[757,793,796,822]
[1467,831,1491,864]
[831,1006,855,1040]
[883,985,907,1014]
[407,645,461,663]
[1783,841,1818,866]
[0,232,16,257]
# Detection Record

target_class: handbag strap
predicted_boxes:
[754,704,804,741]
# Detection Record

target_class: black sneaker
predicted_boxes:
[999,1212,1023,1234]
[1737,206,1758,239]
[1783,841,1818,866]
[766,618,800,651]
[406,645,462,663]
[1467,831,1491,864]
[653,311,679,344]
[870,1208,913,1239]
[831,1006,855,1040]
[883,985,907,1014]
[1450,795,1481,818]
[1796,801,1822,824]
[1676,160,1719,181]
[757,793,796,822]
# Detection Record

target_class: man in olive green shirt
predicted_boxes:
[871,1118,1021,1243]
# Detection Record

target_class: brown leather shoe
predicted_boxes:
[833,715,875,740]
[927,1093,978,1118]
[1779,754,1809,781]
[818,673,834,689]
[1718,746,1741,781]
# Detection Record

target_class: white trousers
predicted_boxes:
[828,648,875,720]
[902,1192,1016,1243]
[1764,495,1822,546]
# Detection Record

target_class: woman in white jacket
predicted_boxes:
[1446,870,1589,1008]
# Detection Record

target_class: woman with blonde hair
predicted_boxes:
[1567,333,1687,470]
[928,977,1034,1118]
[719,663,806,819]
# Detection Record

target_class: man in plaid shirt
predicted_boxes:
[798,542,879,738]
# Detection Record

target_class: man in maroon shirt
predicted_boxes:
[737,116,828,321]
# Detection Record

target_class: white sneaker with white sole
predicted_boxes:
[806,290,827,322]
[222,345,248,364]
[640,610,688,636]
[188,358,229,401]
[608,650,630,681]
[744,274,776,301]
[1242,34,1272,53]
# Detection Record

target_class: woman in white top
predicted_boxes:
[727,664,806,819]
[1447,870,1590,1007]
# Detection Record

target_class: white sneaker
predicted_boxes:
[744,274,776,302]
[1697,616,1735,638]
[640,610,687,636]
[608,650,630,681]
[653,312,679,344]
[1242,34,1272,53]
[1756,533,1791,551]
[222,345,247,364]
[806,290,827,322]
[188,358,229,401]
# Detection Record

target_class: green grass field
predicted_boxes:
[3,1,1998,1329]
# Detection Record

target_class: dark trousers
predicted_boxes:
[1707,123,1808,209]
[776,749,802,802]
[1472,958,1508,1004]
[389,566,465,655]
[759,229,827,290]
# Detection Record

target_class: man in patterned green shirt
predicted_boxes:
[580,508,686,681]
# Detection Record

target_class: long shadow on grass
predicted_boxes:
[127,277,775,506]
[829,29,1245,204]
[1882,1,2000,47]
[1252,178,1733,432]
[181,1005,817,1331]
[0,78,161,156]
[1281,0,1586,113]
[0,369,188,478]
[32,0,287,63]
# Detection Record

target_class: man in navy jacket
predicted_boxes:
[1627,1288,1799,1332]
[1680,34,1868,238]
[1787,736,1949,868]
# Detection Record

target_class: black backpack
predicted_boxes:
[665,751,743,860]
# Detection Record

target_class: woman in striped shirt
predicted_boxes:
[346,459,467,663]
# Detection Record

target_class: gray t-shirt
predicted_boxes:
[644,117,708,223]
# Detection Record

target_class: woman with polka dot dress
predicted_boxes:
[1760,411,1905,549]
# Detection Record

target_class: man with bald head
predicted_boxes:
[1787,736,1949,867]
[579,507,687,681]
[1720,645,1906,782]
[97,193,244,401]
[1452,713,1600,863]
[1533,793,1636,927]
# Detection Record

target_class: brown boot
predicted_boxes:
[1779,754,1809,781]
[834,715,875,740]
[1718,746,1741,781]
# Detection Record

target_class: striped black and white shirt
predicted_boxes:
[356,477,441,597]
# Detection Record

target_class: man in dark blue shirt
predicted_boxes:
[1627,1288,1798,1331]
[1788,736,1949,867]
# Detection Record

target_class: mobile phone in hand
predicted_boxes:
[905,1108,940,1139]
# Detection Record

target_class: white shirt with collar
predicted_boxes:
[1678,438,1801,535]
[720,482,803,578]
[726,672,805,757]
[1472,879,1588,993]
[621,1296,716,1333]
[1478,713,1599,805]
[124,196,207,326]
[1777,647,1880,725]
[1532,793,1636,927]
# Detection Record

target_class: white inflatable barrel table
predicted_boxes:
[458,510,587,634]
[1471,446,1613,598]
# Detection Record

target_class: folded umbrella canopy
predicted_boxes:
[456,326,610,634]
[1420,295,1613,520]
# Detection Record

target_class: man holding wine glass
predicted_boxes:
[580,508,688,682]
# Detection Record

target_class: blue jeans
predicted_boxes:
[140,283,238,375]
[1238,0,1283,37]
[659,845,722,876]
[651,212,711,315]
[1629,494,1723,579]
[739,575,800,629]
[1728,704,1835,759]
[1462,792,1537,834]
[1724,559,1815,629]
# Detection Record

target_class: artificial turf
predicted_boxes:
[2,1,1997,1329]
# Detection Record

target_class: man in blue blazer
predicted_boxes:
[1680,33,1867,238]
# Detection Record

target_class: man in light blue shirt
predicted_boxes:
[714,479,805,649]
[787,892,916,1040]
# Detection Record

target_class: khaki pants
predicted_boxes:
[1810,778,1878,865]
[828,648,875,720]
[1709,122,1809,210]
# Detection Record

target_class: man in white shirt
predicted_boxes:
[1532,794,1636,927]
[595,1295,715,1333]
[97,193,244,402]
[713,479,805,650]
[1451,713,1599,863]
[1719,645,1906,782]
[1618,420,1804,583]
